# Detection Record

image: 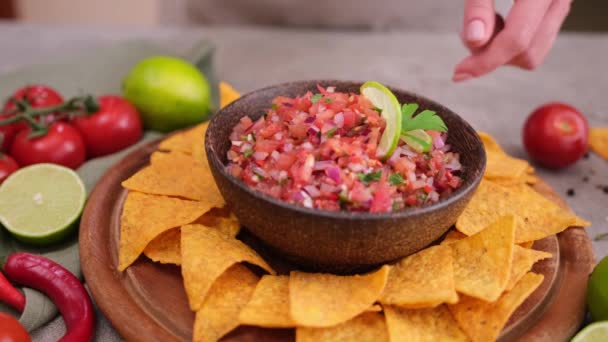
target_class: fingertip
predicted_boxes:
[464,19,488,47]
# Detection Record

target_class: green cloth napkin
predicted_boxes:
[0,39,217,331]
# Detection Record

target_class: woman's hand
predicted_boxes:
[453,0,572,82]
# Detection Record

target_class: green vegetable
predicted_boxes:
[357,171,382,185]
[401,104,447,133]
[388,173,404,186]
[324,98,334,103]
[244,149,254,158]
[311,94,323,103]
[271,103,278,111]
[373,106,383,113]
[326,127,338,138]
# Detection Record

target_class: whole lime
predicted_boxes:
[122,56,212,132]
[588,255,608,321]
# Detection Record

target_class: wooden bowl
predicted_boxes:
[205,80,485,272]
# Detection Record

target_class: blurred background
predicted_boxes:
[0,0,605,31]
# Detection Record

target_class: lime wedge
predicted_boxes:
[571,322,608,342]
[588,256,608,321]
[360,81,402,160]
[0,164,86,245]
[401,129,433,153]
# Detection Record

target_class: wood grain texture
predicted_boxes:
[79,138,594,341]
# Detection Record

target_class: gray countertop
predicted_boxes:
[0,22,606,341]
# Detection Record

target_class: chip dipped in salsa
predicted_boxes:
[226,84,462,212]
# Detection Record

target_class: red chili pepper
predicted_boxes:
[0,271,25,312]
[3,253,94,342]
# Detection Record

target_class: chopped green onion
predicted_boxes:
[373,106,383,113]
[326,127,338,138]
[311,94,323,103]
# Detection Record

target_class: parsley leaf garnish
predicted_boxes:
[401,104,447,133]
[243,149,254,158]
[357,171,382,184]
[388,173,404,186]
[311,94,323,103]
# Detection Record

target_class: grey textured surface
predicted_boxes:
[0,22,606,341]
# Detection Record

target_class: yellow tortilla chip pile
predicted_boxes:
[118,91,588,341]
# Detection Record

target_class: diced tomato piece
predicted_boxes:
[259,122,283,138]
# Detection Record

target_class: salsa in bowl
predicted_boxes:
[205,80,485,272]
[225,83,462,213]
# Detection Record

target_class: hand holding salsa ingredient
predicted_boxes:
[0,271,25,312]
[0,154,19,184]
[72,95,142,158]
[4,253,94,342]
[523,102,588,169]
[0,313,30,342]
[226,84,460,213]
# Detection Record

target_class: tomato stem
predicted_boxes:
[0,95,99,126]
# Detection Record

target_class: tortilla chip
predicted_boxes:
[590,127,608,160]
[122,151,224,205]
[144,209,241,265]
[296,311,389,342]
[181,224,274,311]
[380,245,458,308]
[289,266,390,327]
[384,305,469,342]
[220,81,241,109]
[477,131,529,181]
[367,304,383,312]
[239,275,295,328]
[451,215,515,302]
[143,227,181,265]
[449,272,544,342]
[158,121,209,155]
[118,192,212,271]
[456,180,588,243]
[506,246,551,291]
[193,264,259,342]
[441,230,467,245]
[519,241,534,249]
[192,136,207,165]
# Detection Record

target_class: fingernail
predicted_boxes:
[453,72,473,82]
[466,19,486,42]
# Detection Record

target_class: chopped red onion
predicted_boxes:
[270,151,280,160]
[304,116,316,124]
[301,142,314,150]
[320,183,339,193]
[273,132,283,140]
[231,140,243,147]
[304,185,321,198]
[325,166,341,183]
[326,86,336,93]
[334,112,344,128]
[240,143,252,153]
[314,160,334,171]
[433,135,445,149]
[253,151,269,161]
[251,166,268,178]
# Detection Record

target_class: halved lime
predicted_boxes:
[588,256,608,321]
[571,322,608,342]
[401,129,433,153]
[0,164,86,245]
[360,81,402,160]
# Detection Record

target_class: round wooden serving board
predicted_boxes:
[79,139,595,342]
